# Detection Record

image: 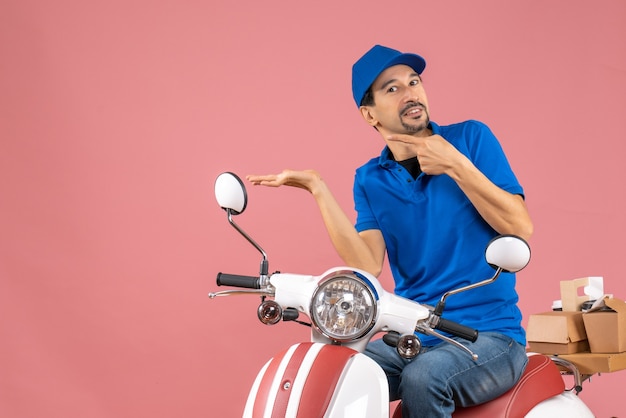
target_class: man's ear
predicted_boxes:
[359,106,378,127]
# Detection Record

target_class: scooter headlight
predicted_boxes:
[310,270,378,342]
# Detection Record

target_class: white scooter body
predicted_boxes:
[526,387,594,417]
[243,346,594,418]
[241,270,594,418]
[243,269,426,418]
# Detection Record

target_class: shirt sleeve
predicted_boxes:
[353,173,380,232]
[465,120,525,198]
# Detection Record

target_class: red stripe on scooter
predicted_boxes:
[269,343,313,418]
[296,344,358,417]
[252,343,311,418]
[252,343,358,417]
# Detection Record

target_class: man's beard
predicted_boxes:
[400,102,429,133]
[401,113,429,133]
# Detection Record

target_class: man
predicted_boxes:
[247,44,533,417]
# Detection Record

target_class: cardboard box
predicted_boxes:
[527,311,589,354]
[559,276,603,311]
[582,297,626,353]
[558,352,626,374]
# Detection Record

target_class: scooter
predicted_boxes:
[209,172,595,417]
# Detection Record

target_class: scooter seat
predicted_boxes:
[392,354,566,418]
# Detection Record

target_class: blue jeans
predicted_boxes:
[364,332,528,418]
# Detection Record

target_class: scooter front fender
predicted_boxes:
[243,342,389,418]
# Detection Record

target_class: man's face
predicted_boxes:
[362,64,430,136]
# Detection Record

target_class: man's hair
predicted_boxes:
[360,87,375,107]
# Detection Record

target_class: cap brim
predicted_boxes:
[386,53,426,75]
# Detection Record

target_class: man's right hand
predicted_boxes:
[247,169,323,195]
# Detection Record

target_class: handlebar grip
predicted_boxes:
[216,272,261,289]
[436,318,479,342]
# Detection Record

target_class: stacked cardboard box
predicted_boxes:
[527,311,588,354]
[526,278,626,373]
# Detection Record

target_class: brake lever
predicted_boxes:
[415,323,479,361]
[208,289,274,299]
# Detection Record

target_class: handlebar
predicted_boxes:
[216,272,261,289]
[434,317,478,342]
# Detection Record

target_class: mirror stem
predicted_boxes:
[227,209,269,282]
[433,268,503,317]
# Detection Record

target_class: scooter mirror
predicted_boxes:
[214,172,247,215]
[485,235,531,273]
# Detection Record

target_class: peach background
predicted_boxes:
[1,0,625,417]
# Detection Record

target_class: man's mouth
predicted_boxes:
[402,104,424,118]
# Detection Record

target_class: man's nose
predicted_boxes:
[402,86,420,103]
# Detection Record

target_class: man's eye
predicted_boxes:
[387,86,397,93]
[410,79,420,86]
